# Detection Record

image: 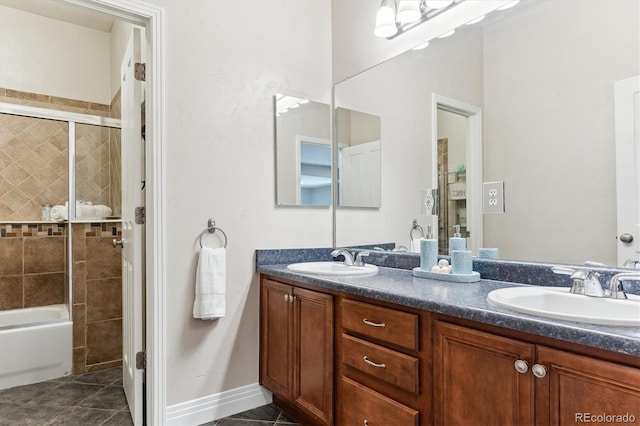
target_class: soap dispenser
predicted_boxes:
[448,225,466,255]
[420,225,438,270]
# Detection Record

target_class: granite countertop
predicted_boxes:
[258,263,640,357]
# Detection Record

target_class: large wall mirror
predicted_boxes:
[334,0,639,267]
[275,93,331,206]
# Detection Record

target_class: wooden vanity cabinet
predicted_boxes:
[260,277,334,426]
[434,320,640,426]
[337,297,430,426]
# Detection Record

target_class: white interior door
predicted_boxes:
[615,75,640,266]
[339,140,381,207]
[120,27,144,425]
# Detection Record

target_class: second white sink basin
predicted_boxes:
[487,286,640,326]
[287,261,378,276]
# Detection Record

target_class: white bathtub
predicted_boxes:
[0,304,73,390]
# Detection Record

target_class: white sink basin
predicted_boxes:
[287,262,378,276]
[487,286,640,326]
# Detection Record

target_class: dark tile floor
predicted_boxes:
[200,403,301,426]
[0,368,132,426]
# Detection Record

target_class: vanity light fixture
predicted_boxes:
[374,0,464,39]
[425,0,453,8]
[275,94,309,115]
[465,14,485,25]
[496,0,520,10]
[437,29,455,38]
[412,40,430,50]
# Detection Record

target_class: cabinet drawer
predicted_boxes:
[341,299,418,351]
[342,334,419,394]
[341,377,419,426]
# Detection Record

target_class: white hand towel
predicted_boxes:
[50,205,68,221]
[410,238,424,253]
[193,247,226,320]
[92,205,113,217]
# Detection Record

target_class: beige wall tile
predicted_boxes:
[86,277,122,322]
[24,237,65,274]
[0,238,22,276]
[86,319,122,365]
[23,272,65,307]
[86,238,121,279]
[73,303,86,347]
[73,347,86,375]
[0,275,23,310]
[73,261,86,304]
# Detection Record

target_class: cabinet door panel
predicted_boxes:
[293,286,334,425]
[536,346,640,426]
[434,321,535,426]
[261,279,293,399]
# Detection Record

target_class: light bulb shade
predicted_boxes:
[397,0,421,24]
[425,0,454,9]
[374,1,398,38]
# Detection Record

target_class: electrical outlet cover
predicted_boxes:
[483,181,505,214]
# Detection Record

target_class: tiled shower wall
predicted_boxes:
[0,88,119,220]
[73,222,123,374]
[0,88,124,373]
[0,223,67,310]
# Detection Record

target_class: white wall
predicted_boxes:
[0,6,111,104]
[482,0,640,264]
[145,0,332,407]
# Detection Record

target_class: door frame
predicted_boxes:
[63,0,167,424]
[431,94,483,255]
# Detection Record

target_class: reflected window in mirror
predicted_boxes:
[336,107,382,208]
[275,93,331,207]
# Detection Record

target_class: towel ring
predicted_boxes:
[199,219,228,248]
[410,219,425,241]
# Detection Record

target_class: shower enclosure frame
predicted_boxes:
[0,101,121,321]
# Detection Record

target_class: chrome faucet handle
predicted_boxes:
[608,272,640,299]
[354,251,370,267]
[331,248,355,266]
[552,266,604,296]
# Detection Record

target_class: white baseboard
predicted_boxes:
[165,383,272,426]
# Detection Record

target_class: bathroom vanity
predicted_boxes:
[257,255,640,426]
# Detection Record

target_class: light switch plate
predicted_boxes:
[421,188,439,216]
[483,181,505,214]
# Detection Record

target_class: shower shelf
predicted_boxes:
[0,218,122,225]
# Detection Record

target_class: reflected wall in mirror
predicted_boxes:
[336,107,382,208]
[334,0,639,267]
[275,93,331,206]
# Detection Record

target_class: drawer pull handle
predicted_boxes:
[363,319,386,328]
[363,356,386,368]
[364,421,369,426]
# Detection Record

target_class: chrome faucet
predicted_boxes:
[331,249,355,266]
[608,272,639,299]
[552,266,605,297]
[354,251,370,267]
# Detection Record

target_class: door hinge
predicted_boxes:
[136,351,146,370]
[135,63,146,81]
[135,206,145,225]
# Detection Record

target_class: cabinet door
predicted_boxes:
[260,279,293,399]
[434,321,535,426]
[293,287,334,425]
[536,346,640,425]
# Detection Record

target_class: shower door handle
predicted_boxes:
[113,239,124,248]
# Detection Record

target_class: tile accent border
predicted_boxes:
[165,383,272,426]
